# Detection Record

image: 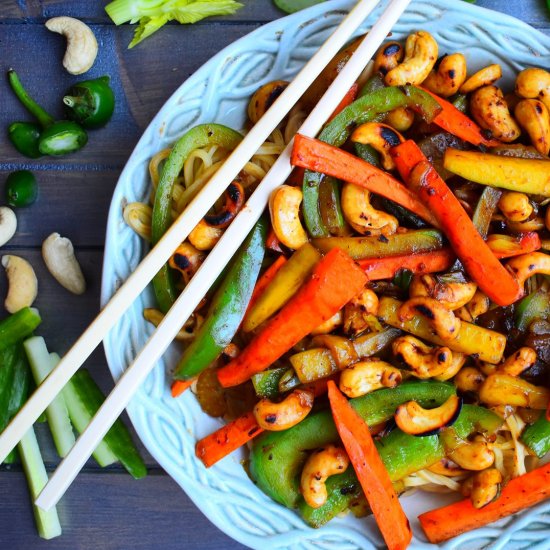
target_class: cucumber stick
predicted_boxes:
[24,337,76,458]
[18,427,62,540]
[0,307,41,351]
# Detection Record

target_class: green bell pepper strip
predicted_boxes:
[0,307,41,352]
[252,367,289,399]
[302,85,442,237]
[8,122,42,158]
[174,217,267,380]
[521,413,550,458]
[515,289,550,332]
[318,176,347,235]
[151,123,243,312]
[63,76,115,129]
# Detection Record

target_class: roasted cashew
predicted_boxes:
[500,347,537,376]
[339,358,402,398]
[351,122,404,170]
[2,255,38,313]
[45,17,98,75]
[454,366,485,394]
[434,352,466,381]
[188,219,223,250]
[269,185,308,250]
[310,310,343,335]
[514,99,550,156]
[42,233,86,295]
[253,388,314,431]
[506,252,550,291]
[341,182,398,236]
[423,53,467,98]
[459,64,502,94]
[469,468,502,509]
[449,440,495,471]
[498,191,534,223]
[204,182,245,228]
[506,216,545,234]
[480,373,550,409]
[428,458,466,477]
[409,274,477,311]
[399,297,462,341]
[248,80,289,124]
[143,308,203,342]
[373,41,404,75]
[384,107,415,132]
[0,207,17,248]
[385,31,438,86]
[300,445,350,508]
[392,335,453,379]
[515,68,550,111]
[343,287,379,335]
[470,86,521,142]
[455,290,490,323]
[169,242,205,283]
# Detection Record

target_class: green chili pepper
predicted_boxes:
[7,69,88,156]
[521,413,550,458]
[302,86,441,236]
[151,123,243,312]
[7,122,43,158]
[63,76,115,129]
[173,217,267,380]
[5,170,38,207]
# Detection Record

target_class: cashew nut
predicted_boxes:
[498,191,534,223]
[45,17,98,75]
[300,445,350,508]
[449,440,495,471]
[399,297,462,341]
[500,347,537,377]
[143,308,203,342]
[253,388,314,431]
[434,351,466,381]
[341,182,398,236]
[384,107,415,132]
[169,242,205,283]
[392,335,453,379]
[515,68,550,111]
[506,216,545,234]
[385,31,438,86]
[42,233,86,295]
[310,310,343,335]
[454,290,490,322]
[373,41,404,75]
[2,255,38,313]
[469,468,502,509]
[204,182,245,228]
[470,86,521,142]
[423,53,467,98]
[248,80,289,124]
[506,252,550,291]
[343,287,380,335]
[269,185,308,250]
[459,64,502,94]
[514,99,550,156]
[479,373,550,409]
[0,207,17,248]
[188,219,223,250]
[428,458,466,477]
[351,122,404,170]
[453,366,486,394]
[339,358,402,398]
[409,274,477,311]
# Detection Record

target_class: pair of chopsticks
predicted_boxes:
[0,0,413,510]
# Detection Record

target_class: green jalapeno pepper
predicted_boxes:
[63,76,115,129]
[173,217,267,380]
[302,85,442,236]
[7,122,42,158]
[151,123,243,311]
[5,170,38,207]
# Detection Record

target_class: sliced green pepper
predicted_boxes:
[5,169,38,207]
[521,413,550,458]
[515,289,550,332]
[7,122,42,158]
[174,217,267,380]
[252,367,289,399]
[151,123,243,312]
[63,76,115,129]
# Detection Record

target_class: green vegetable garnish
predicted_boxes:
[273,0,325,13]
[5,169,38,208]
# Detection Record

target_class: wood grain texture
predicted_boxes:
[0,1,548,549]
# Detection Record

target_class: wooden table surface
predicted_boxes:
[0,1,548,548]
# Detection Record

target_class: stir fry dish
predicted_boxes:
[124,30,550,548]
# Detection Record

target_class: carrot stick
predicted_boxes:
[291,134,439,227]
[217,248,368,387]
[391,140,522,306]
[327,381,412,550]
[327,83,358,123]
[171,378,195,398]
[418,462,550,543]
[248,255,287,310]
[195,411,263,468]
[358,249,456,280]
[266,227,285,254]
[421,87,500,147]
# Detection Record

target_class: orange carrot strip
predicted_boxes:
[291,134,439,227]
[266,227,285,254]
[391,140,522,306]
[489,232,542,259]
[327,381,412,550]
[358,249,456,280]
[217,248,368,388]
[248,255,287,310]
[171,378,195,398]
[419,463,550,543]
[421,87,500,147]
[327,83,359,123]
[195,411,263,468]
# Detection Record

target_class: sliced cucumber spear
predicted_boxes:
[0,307,41,351]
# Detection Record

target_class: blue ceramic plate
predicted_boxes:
[101,1,550,548]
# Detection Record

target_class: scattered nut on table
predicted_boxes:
[42,232,86,294]
[2,254,38,313]
[0,207,17,248]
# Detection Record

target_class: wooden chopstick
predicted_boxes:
[34,0,413,511]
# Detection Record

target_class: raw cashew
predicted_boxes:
[188,219,223,250]
[392,335,453,379]
[2,255,38,313]
[498,191,534,223]
[248,80,289,124]
[0,207,17,248]
[341,182,398,236]
[42,232,86,295]
[300,445,349,508]
[45,17,98,75]
[514,99,550,156]
[351,122,404,170]
[269,185,308,250]
[253,388,314,431]
[409,274,477,311]
[459,64,502,94]
[515,67,550,111]
[339,358,401,398]
[506,252,550,290]
[385,31,438,86]
[470,86,521,142]
[373,41,404,75]
[423,53,467,97]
